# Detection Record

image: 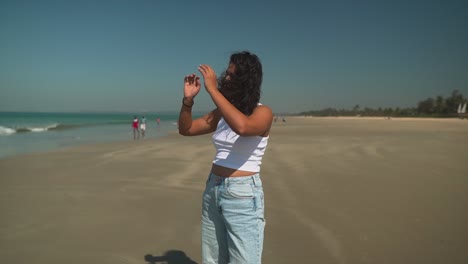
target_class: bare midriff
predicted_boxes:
[211,164,257,177]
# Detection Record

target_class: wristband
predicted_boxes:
[182,97,194,108]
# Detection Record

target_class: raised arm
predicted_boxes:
[178,106,221,136]
[198,64,273,137]
[178,73,221,136]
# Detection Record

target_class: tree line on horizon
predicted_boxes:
[298,90,467,117]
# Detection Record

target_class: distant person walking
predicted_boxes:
[132,116,139,140]
[178,51,272,264]
[156,117,161,129]
[140,116,147,138]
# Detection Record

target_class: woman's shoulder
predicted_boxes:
[255,103,272,113]
[252,104,273,121]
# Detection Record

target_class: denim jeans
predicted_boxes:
[202,173,265,264]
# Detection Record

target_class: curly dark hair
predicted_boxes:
[218,51,263,116]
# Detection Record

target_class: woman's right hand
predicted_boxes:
[184,73,201,99]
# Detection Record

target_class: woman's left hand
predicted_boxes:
[198,64,218,94]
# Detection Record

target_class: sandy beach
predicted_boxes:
[1,117,467,264]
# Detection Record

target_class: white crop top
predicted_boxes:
[212,117,269,172]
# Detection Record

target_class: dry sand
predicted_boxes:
[1,117,467,264]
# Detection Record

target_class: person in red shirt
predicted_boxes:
[132,116,139,140]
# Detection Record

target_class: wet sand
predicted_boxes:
[1,117,467,263]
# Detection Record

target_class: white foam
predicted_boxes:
[28,123,59,132]
[47,123,59,129]
[30,127,48,132]
[0,126,16,136]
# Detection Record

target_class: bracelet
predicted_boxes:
[182,97,194,108]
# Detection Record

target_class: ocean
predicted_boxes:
[0,112,185,159]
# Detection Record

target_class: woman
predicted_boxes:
[132,116,139,140]
[178,51,273,264]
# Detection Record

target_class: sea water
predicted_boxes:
[0,112,185,159]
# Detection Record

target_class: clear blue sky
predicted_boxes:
[1,0,467,113]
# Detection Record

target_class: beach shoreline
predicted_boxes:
[286,115,468,121]
[1,117,467,263]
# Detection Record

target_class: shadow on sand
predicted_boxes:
[144,250,198,264]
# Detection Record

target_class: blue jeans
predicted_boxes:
[202,173,265,264]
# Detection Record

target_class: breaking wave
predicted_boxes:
[0,124,75,135]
